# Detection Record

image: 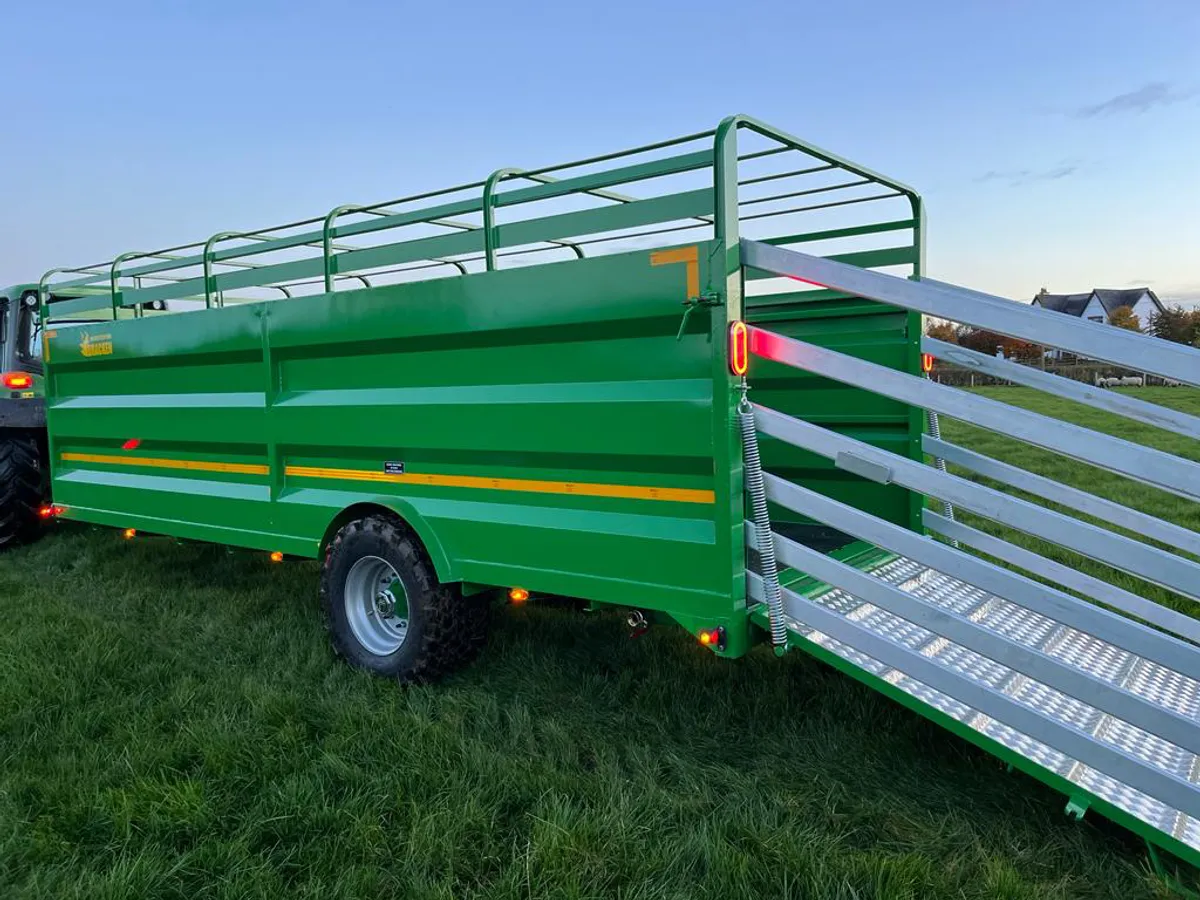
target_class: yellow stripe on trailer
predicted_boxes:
[61,452,269,477]
[285,465,715,504]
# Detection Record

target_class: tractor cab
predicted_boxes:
[0,286,46,426]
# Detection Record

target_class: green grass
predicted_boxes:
[1,389,1196,899]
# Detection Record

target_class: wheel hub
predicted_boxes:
[374,590,396,618]
[344,557,410,656]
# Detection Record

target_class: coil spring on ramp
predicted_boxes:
[738,393,787,649]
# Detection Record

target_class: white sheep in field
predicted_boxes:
[1093,375,1123,388]
[1119,376,1144,387]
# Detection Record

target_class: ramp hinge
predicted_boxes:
[1065,793,1091,821]
[676,291,722,341]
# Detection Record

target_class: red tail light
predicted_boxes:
[729,321,748,377]
[1,372,33,390]
[921,353,935,374]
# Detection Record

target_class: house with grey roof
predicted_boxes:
[1033,287,1164,328]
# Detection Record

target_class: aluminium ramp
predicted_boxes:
[747,552,1200,855]
[741,239,1200,864]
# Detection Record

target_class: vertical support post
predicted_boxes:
[323,206,364,293]
[902,196,931,535]
[204,232,244,309]
[712,117,748,653]
[259,309,282,512]
[483,168,521,272]
[110,252,144,319]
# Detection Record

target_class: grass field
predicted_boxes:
[1,388,1196,899]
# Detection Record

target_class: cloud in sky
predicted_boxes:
[974,164,1079,187]
[1160,287,1200,308]
[1074,82,1195,118]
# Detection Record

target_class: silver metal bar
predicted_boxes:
[923,511,1200,646]
[923,337,1200,441]
[740,240,1200,387]
[752,472,1200,676]
[753,403,1200,601]
[746,569,1200,822]
[748,326,1200,501]
[924,436,1200,559]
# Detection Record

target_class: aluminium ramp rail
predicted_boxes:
[740,239,1200,865]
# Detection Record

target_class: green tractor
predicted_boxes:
[0,285,50,546]
[0,283,152,545]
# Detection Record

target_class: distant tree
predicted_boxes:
[1147,306,1200,345]
[998,336,1042,362]
[925,319,959,344]
[1108,305,1141,331]
[957,327,1039,360]
[957,327,1003,356]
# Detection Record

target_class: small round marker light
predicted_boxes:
[508,587,530,603]
[698,627,726,650]
[123,528,137,539]
[269,551,284,563]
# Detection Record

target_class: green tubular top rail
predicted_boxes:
[39,115,922,317]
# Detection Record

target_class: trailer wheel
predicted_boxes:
[0,434,47,548]
[319,514,488,683]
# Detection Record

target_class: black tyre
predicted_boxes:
[0,434,48,548]
[319,514,489,683]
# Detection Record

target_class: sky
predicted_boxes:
[1,0,1198,306]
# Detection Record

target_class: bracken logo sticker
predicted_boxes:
[79,331,113,357]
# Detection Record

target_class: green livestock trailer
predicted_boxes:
[34,115,1200,877]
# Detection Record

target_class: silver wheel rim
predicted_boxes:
[344,555,410,656]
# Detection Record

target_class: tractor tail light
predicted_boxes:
[921,353,935,374]
[729,321,748,376]
[1,372,33,390]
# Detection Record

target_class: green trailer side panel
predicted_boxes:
[47,243,743,630]
[745,288,923,535]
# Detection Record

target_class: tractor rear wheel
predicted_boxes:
[0,434,47,548]
[320,514,489,683]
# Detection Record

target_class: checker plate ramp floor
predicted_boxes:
[789,556,1200,849]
